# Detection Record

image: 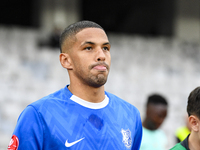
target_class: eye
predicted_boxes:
[84,47,92,51]
[103,46,110,51]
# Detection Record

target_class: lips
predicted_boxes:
[90,62,109,71]
[93,65,107,70]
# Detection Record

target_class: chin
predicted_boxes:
[93,81,107,88]
[87,74,108,87]
[89,80,107,88]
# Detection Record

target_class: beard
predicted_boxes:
[87,73,108,88]
[73,62,110,88]
[74,69,109,88]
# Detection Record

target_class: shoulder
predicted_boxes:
[106,91,135,107]
[142,128,167,141]
[105,91,140,115]
[29,86,72,111]
[156,128,167,135]
[170,143,187,150]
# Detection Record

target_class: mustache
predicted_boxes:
[89,62,109,70]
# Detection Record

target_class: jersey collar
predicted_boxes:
[70,95,109,109]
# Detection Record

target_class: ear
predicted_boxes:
[59,53,73,70]
[188,115,199,132]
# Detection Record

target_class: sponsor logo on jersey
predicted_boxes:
[7,135,19,150]
[121,128,132,149]
[65,137,85,147]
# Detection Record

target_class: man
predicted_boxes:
[170,87,200,150]
[7,21,142,150]
[140,94,168,150]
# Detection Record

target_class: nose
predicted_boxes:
[96,47,105,61]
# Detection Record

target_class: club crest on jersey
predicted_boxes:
[121,128,132,149]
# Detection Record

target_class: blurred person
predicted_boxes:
[7,20,142,150]
[170,86,200,150]
[175,115,191,143]
[140,94,168,150]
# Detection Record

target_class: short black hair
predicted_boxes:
[187,86,200,119]
[59,20,104,53]
[147,94,168,106]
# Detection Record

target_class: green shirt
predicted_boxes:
[170,135,190,150]
[170,143,187,150]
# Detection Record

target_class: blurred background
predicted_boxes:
[0,0,199,149]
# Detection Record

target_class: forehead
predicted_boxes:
[75,28,109,43]
[148,104,167,113]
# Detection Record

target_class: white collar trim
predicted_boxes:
[70,95,109,109]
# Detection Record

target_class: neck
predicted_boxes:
[188,132,200,150]
[142,119,158,131]
[68,83,105,103]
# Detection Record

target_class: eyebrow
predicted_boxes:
[81,41,110,46]
[103,42,110,46]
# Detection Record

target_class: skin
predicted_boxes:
[59,28,111,103]
[186,114,191,131]
[143,104,167,130]
[188,115,200,150]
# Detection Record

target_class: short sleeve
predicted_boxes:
[9,106,44,150]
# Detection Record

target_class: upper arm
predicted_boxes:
[10,106,44,150]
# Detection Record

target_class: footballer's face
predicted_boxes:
[146,104,167,130]
[62,28,111,87]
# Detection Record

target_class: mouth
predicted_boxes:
[91,63,109,71]
[93,65,107,71]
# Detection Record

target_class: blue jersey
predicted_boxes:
[8,85,142,150]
